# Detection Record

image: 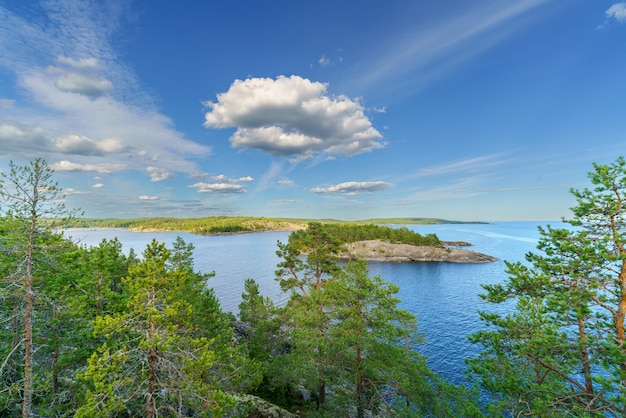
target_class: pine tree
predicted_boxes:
[275,222,342,406]
[468,156,626,416]
[77,239,235,417]
[0,159,79,417]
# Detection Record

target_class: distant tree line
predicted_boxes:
[69,216,309,234]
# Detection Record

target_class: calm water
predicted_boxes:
[65,221,559,386]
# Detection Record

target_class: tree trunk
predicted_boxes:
[617,259,626,385]
[147,316,157,418]
[610,211,626,385]
[317,380,326,407]
[22,209,37,418]
[22,274,33,418]
[577,317,594,394]
[356,344,364,418]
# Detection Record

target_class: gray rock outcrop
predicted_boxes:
[339,240,496,263]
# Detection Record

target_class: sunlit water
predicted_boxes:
[65,221,560,386]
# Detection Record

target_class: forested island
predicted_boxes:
[2,157,626,417]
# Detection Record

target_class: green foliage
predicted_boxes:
[468,156,626,416]
[276,222,343,296]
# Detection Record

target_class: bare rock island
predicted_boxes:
[339,240,497,263]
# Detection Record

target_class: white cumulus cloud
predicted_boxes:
[204,75,385,160]
[311,181,393,195]
[138,195,159,200]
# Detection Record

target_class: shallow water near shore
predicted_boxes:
[66,221,560,386]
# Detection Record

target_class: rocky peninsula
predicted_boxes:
[339,240,497,263]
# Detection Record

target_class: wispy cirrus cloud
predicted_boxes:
[408,153,513,179]
[344,0,555,98]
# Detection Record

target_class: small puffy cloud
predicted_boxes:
[189,174,252,193]
[51,160,126,174]
[63,188,88,195]
[138,195,159,200]
[205,174,253,184]
[0,122,50,152]
[51,56,113,98]
[92,183,104,189]
[53,134,130,155]
[54,72,113,97]
[317,53,343,68]
[189,182,246,194]
[278,179,294,186]
[318,55,332,67]
[607,3,626,22]
[204,75,385,160]
[311,181,393,195]
[147,166,173,182]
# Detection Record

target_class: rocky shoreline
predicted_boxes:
[339,240,497,263]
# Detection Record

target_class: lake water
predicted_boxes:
[65,221,559,386]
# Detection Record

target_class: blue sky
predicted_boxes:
[0,0,625,222]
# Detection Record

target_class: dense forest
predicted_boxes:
[1,156,626,417]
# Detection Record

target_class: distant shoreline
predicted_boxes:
[67,216,489,235]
